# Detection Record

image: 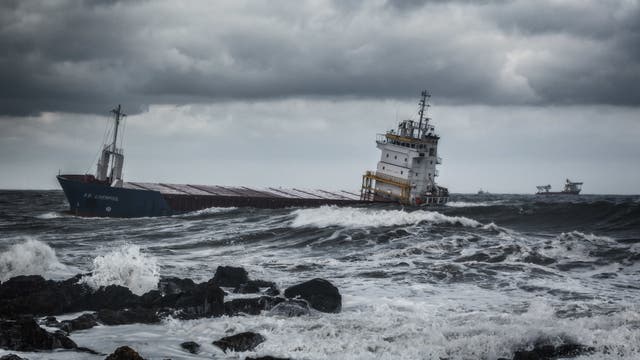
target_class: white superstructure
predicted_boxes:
[96,105,125,187]
[361,91,448,205]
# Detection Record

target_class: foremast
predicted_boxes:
[96,105,126,186]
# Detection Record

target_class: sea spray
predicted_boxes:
[0,238,70,281]
[290,206,482,228]
[81,243,160,295]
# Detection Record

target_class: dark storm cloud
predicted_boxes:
[1,0,639,116]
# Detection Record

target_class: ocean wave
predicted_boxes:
[290,206,482,228]
[35,211,64,219]
[446,201,504,208]
[80,244,159,295]
[177,206,238,217]
[0,238,71,281]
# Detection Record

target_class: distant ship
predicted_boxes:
[477,188,489,195]
[536,179,583,195]
[57,91,448,217]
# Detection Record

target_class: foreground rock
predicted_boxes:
[268,299,311,317]
[171,282,225,319]
[1,268,330,332]
[104,345,145,360]
[284,278,341,313]
[0,274,225,322]
[0,317,76,351]
[512,345,595,360]
[211,266,249,287]
[180,341,200,354]
[59,313,98,333]
[0,354,27,360]
[511,340,595,360]
[0,275,89,317]
[213,332,265,352]
[158,277,196,295]
[97,308,160,325]
[0,275,140,318]
[224,296,285,316]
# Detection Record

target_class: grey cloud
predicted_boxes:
[1,0,639,117]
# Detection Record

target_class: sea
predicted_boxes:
[1,190,639,359]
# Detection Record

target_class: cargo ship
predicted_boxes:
[536,179,583,195]
[57,91,448,217]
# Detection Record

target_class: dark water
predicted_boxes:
[1,190,639,359]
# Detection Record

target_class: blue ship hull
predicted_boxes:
[57,175,173,217]
[57,174,367,218]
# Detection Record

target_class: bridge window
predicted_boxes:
[394,155,397,159]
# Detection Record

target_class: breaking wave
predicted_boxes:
[446,201,503,207]
[178,206,238,217]
[0,238,71,281]
[81,244,160,295]
[35,211,64,219]
[290,206,482,228]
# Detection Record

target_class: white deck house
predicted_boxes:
[361,91,448,205]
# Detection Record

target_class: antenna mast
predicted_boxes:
[417,90,430,138]
[110,105,126,151]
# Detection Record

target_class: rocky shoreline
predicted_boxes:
[1,266,595,360]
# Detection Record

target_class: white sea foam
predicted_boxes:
[541,231,618,260]
[81,244,159,295]
[0,238,71,281]
[290,206,482,228]
[446,201,501,207]
[35,211,63,219]
[179,206,238,217]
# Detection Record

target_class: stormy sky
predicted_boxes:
[1,0,639,193]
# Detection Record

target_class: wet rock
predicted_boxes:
[0,355,27,360]
[213,332,265,353]
[268,299,311,317]
[284,278,341,313]
[211,266,249,287]
[265,286,280,296]
[0,275,90,317]
[41,316,59,327]
[174,282,225,319]
[180,341,200,354]
[224,296,285,316]
[139,290,162,308]
[84,285,141,311]
[0,317,77,351]
[97,308,160,325]
[512,342,595,360]
[104,345,145,360]
[59,313,98,333]
[158,277,196,295]
[234,280,279,294]
[0,275,145,317]
[233,283,260,294]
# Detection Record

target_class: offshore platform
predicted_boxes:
[57,91,448,217]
